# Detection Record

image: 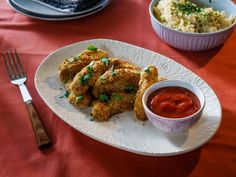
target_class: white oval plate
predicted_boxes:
[35,39,222,156]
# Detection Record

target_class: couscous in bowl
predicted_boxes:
[149,0,236,51]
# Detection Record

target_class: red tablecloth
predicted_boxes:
[1,0,236,177]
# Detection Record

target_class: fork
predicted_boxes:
[2,50,52,150]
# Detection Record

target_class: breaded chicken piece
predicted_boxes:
[69,58,113,96]
[92,93,135,121]
[158,76,167,82]
[68,92,92,108]
[91,102,110,121]
[109,93,135,116]
[134,65,159,121]
[59,48,109,84]
[92,68,140,98]
[112,58,141,71]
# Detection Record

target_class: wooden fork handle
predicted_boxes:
[26,101,52,150]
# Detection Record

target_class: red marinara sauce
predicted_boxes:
[147,87,200,118]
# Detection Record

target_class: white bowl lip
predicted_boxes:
[149,0,236,36]
[142,80,205,122]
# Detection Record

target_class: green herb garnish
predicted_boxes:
[80,73,93,85]
[112,71,118,77]
[73,55,80,60]
[175,1,202,15]
[66,56,79,63]
[76,96,84,103]
[87,65,94,74]
[113,94,122,101]
[99,76,106,83]
[101,58,109,66]
[87,45,97,51]
[64,91,70,98]
[144,67,150,74]
[125,85,136,93]
[99,93,109,102]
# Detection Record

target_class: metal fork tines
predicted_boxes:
[3,50,32,102]
[2,50,52,150]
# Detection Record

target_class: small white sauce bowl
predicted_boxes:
[149,0,236,51]
[142,80,205,133]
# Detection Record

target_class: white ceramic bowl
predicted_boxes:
[149,0,236,51]
[142,80,205,133]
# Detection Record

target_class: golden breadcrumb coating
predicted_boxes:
[69,58,113,96]
[134,65,159,121]
[92,93,135,121]
[112,58,141,71]
[68,92,92,108]
[59,49,109,84]
[92,68,140,98]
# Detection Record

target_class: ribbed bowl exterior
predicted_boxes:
[149,0,236,51]
[150,16,234,51]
